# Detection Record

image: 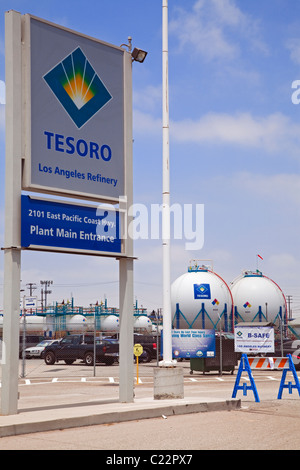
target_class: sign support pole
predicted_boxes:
[119,49,134,403]
[1,10,22,415]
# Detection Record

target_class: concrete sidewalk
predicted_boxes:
[0,391,240,438]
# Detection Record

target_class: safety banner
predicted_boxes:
[234,326,274,353]
[161,329,215,359]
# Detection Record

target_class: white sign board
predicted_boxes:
[161,329,216,358]
[22,15,126,202]
[20,296,37,310]
[24,296,38,309]
[234,326,274,354]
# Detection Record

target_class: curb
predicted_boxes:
[0,399,241,438]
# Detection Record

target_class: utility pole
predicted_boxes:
[26,282,37,296]
[286,295,293,319]
[40,280,53,312]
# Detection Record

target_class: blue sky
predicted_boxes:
[1,0,300,317]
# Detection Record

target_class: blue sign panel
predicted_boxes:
[193,283,211,300]
[161,329,215,359]
[21,196,121,255]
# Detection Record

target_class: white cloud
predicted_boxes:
[286,38,300,65]
[174,111,300,154]
[133,109,161,136]
[170,0,268,62]
[134,109,300,157]
[133,85,161,113]
[269,253,298,269]
[233,172,300,206]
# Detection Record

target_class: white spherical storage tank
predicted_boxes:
[171,265,233,331]
[100,315,119,332]
[231,271,287,325]
[134,315,152,332]
[19,315,47,332]
[66,314,89,332]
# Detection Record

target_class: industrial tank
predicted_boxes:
[231,271,287,326]
[19,315,47,333]
[99,314,152,332]
[66,314,89,332]
[171,264,233,331]
[100,315,119,332]
[134,315,152,332]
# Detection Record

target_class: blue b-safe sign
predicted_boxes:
[21,196,121,255]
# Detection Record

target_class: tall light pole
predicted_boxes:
[161,0,174,366]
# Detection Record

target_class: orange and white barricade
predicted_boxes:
[247,357,289,370]
[232,354,300,402]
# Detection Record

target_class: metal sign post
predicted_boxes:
[1,10,23,415]
[134,344,143,385]
[118,47,134,403]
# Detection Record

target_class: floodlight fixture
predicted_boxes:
[131,47,148,63]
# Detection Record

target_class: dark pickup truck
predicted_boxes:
[43,334,118,366]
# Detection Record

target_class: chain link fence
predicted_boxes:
[0,310,159,381]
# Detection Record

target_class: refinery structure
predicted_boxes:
[0,298,154,338]
[1,260,298,340]
[171,261,295,338]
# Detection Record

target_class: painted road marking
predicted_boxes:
[5,372,299,387]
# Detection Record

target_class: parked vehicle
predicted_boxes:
[134,333,160,362]
[105,333,160,363]
[19,335,45,358]
[43,334,118,366]
[25,339,60,358]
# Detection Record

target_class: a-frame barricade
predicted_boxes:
[277,354,300,399]
[232,354,300,402]
[232,354,260,402]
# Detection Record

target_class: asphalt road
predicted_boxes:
[1,359,300,450]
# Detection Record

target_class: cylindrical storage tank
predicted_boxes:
[19,315,47,332]
[66,314,89,332]
[171,265,233,331]
[231,271,287,326]
[100,315,119,332]
[134,315,152,332]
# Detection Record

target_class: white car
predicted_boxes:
[25,339,60,358]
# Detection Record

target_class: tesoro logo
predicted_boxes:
[43,47,112,128]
